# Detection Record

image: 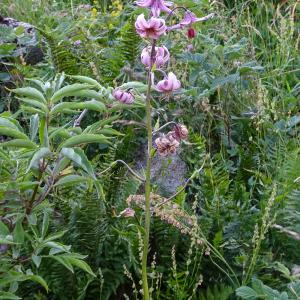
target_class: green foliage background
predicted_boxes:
[0,0,299,299]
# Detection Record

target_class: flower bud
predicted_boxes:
[187,28,196,39]
[112,89,134,104]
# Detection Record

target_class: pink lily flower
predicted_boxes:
[135,14,166,39]
[156,72,181,93]
[141,45,170,69]
[112,89,134,104]
[155,133,180,156]
[167,11,215,31]
[172,124,188,141]
[136,0,173,17]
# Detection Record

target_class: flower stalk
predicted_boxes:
[142,40,156,300]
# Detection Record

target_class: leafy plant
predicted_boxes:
[0,73,121,298]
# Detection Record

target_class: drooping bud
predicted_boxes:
[135,14,166,40]
[112,89,134,104]
[187,28,196,39]
[155,133,180,156]
[136,0,173,17]
[141,46,170,69]
[155,72,181,93]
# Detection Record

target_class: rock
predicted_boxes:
[0,15,44,64]
[0,15,44,107]
[135,143,187,197]
[292,265,300,276]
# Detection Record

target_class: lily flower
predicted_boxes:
[155,72,181,93]
[172,124,188,141]
[136,0,173,17]
[135,14,166,39]
[155,133,180,156]
[167,11,215,31]
[155,133,179,156]
[141,45,170,69]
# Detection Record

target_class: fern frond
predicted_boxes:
[37,29,79,75]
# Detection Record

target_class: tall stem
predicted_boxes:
[142,40,156,300]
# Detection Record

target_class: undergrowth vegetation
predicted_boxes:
[0,0,299,299]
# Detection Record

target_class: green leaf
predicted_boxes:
[18,98,48,112]
[12,87,46,103]
[0,117,20,131]
[52,157,70,177]
[27,213,37,225]
[25,79,45,92]
[288,282,300,297]
[119,81,148,92]
[211,73,240,89]
[236,286,258,300]
[24,275,48,292]
[54,175,89,187]
[21,106,44,115]
[0,126,28,139]
[0,221,9,236]
[0,139,37,149]
[51,255,74,273]
[0,43,16,56]
[50,100,105,115]
[54,73,65,91]
[50,83,91,103]
[0,291,21,300]
[59,134,110,149]
[41,211,49,238]
[66,256,96,277]
[60,148,95,179]
[31,254,42,268]
[74,89,103,100]
[39,118,49,147]
[29,114,39,141]
[43,231,67,243]
[26,147,51,173]
[45,241,71,255]
[97,128,123,136]
[49,127,71,140]
[70,75,102,88]
[15,25,25,36]
[51,255,95,277]
[13,219,25,244]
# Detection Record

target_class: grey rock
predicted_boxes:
[0,16,43,64]
[292,264,300,276]
[136,144,187,197]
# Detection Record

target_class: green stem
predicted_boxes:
[142,40,156,300]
